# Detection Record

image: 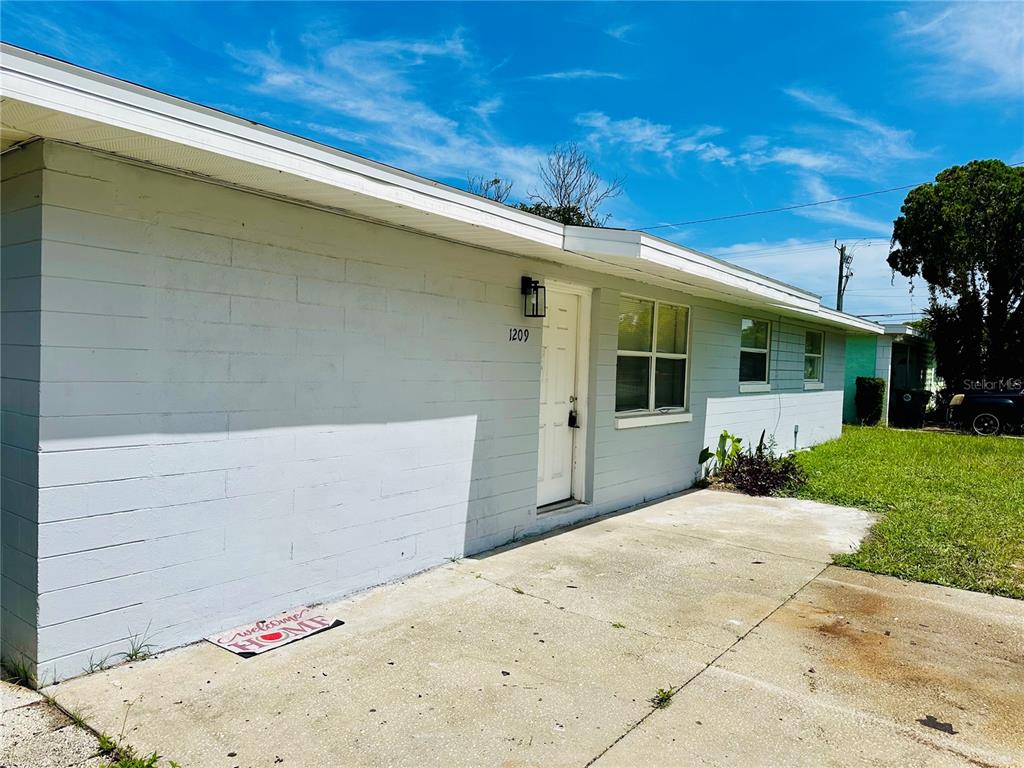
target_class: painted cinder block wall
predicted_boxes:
[2,141,846,681]
[1,140,44,673]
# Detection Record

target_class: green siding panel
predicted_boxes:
[843,336,878,423]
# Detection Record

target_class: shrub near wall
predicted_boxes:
[855,377,886,425]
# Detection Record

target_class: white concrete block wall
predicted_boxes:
[699,322,847,451]
[12,141,851,681]
[29,142,549,680]
[1,140,44,672]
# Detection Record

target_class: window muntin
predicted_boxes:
[739,318,771,384]
[804,330,824,382]
[616,297,689,412]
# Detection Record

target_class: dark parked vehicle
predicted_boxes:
[948,389,1024,436]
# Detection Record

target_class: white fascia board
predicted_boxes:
[809,307,885,334]
[0,44,563,249]
[883,324,918,337]
[564,226,821,312]
[564,227,885,334]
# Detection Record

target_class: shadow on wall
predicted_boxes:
[0,142,551,683]
[18,334,544,684]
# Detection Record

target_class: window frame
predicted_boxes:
[739,318,772,385]
[804,330,825,383]
[615,296,691,414]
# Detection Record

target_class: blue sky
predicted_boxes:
[3,2,1022,316]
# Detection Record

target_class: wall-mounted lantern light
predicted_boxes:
[521,276,546,318]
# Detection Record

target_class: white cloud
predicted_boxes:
[740,146,841,172]
[576,95,921,177]
[793,175,894,235]
[530,69,625,81]
[577,112,732,164]
[228,32,545,191]
[897,3,1024,100]
[784,87,927,163]
[605,23,638,43]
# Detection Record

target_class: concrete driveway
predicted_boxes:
[41,490,1024,767]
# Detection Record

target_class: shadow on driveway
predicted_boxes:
[43,490,1024,767]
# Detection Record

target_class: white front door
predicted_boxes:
[537,289,580,507]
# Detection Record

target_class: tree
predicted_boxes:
[465,142,622,227]
[466,175,513,203]
[526,142,623,226]
[887,160,1024,388]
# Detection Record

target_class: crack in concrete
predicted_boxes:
[581,563,831,768]
[454,568,725,653]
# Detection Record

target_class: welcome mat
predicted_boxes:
[207,606,344,657]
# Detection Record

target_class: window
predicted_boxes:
[804,331,824,382]
[739,318,771,383]
[616,296,689,412]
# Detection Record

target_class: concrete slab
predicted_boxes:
[0,700,100,768]
[1,679,42,712]
[593,666,975,768]
[39,491,1022,768]
[712,566,1024,766]
[455,511,825,652]
[621,489,875,563]
[595,565,1024,768]
[44,565,710,767]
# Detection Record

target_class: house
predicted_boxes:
[0,45,883,682]
[843,324,937,426]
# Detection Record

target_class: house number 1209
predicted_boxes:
[509,328,530,342]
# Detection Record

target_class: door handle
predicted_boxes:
[568,408,580,428]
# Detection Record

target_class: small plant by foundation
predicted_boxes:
[1,656,38,689]
[122,623,154,662]
[85,651,115,674]
[650,687,674,709]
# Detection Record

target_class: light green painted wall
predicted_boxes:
[843,336,878,423]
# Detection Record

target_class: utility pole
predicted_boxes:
[834,240,853,312]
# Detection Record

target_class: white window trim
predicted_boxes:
[804,330,825,385]
[616,412,693,429]
[739,318,772,387]
[615,296,691,416]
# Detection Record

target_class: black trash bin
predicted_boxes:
[890,388,932,428]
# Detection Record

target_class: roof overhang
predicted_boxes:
[1,43,882,335]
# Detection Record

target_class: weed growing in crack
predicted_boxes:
[611,622,626,629]
[650,688,674,709]
[122,623,155,663]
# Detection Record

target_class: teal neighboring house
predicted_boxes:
[843,324,938,425]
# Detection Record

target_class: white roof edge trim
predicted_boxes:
[0,43,563,246]
[816,307,885,334]
[0,44,886,337]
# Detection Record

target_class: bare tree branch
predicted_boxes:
[466,174,514,204]
[529,142,623,225]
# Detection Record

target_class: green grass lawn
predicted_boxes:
[791,426,1024,599]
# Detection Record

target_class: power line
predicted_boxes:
[639,161,1024,231]
[720,241,881,262]
[858,311,927,317]
[711,236,877,256]
[641,184,918,230]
